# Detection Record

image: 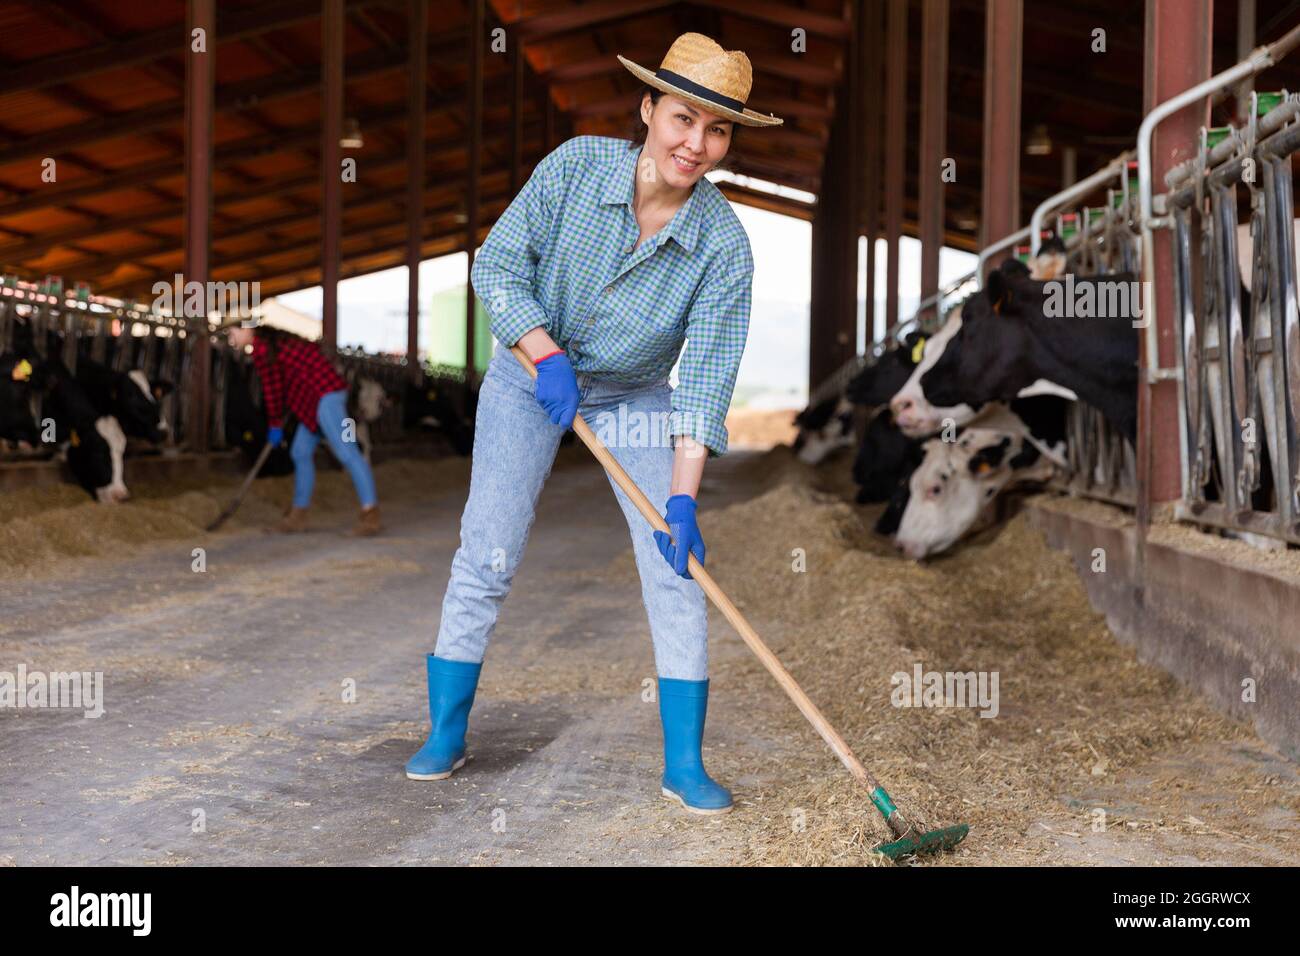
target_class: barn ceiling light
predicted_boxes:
[341,117,364,149]
[1026,124,1052,156]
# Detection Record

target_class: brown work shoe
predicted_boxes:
[349,505,382,537]
[275,506,310,533]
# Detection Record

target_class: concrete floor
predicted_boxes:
[0,449,769,866]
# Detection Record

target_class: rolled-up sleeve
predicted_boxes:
[470,145,566,347]
[667,238,753,457]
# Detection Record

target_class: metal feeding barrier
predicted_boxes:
[1162,90,1300,545]
[804,19,1300,544]
[805,266,979,411]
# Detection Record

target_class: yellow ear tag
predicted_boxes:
[70,429,80,448]
[426,389,437,401]
[243,430,254,442]
[976,460,992,475]
[911,337,927,364]
[13,359,33,382]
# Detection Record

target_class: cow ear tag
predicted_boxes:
[70,429,80,447]
[911,337,927,364]
[12,358,32,381]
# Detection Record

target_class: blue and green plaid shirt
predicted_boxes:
[470,135,753,456]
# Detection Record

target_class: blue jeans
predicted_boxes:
[291,389,379,509]
[433,347,710,680]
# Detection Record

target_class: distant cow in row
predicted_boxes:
[919,268,1139,441]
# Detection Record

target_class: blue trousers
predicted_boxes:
[433,347,710,679]
[291,389,379,509]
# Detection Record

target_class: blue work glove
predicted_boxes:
[267,426,284,448]
[654,494,705,580]
[534,350,579,428]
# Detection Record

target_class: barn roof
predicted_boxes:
[1,0,1298,302]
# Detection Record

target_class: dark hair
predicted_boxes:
[255,324,313,364]
[627,85,739,172]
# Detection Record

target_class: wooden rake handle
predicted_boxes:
[509,345,881,791]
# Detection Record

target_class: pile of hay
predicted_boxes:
[617,448,1282,865]
[0,455,470,579]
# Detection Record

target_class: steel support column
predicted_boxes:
[917,0,949,321]
[980,0,1022,262]
[1141,0,1213,509]
[321,0,343,349]
[883,0,907,330]
[184,0,214,454]
[406,0,426,381]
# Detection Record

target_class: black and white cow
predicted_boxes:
[33,356,130,502]
[792,394,856,464]
[1,352,41,451]
[846,332,928,503]
[891,396,1070,559]
[350,376,390,464]
[919,269,1139,441]
[74,359,173,445]
[887,258,1078,438]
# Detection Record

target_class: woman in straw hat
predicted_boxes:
[406,33,781,815]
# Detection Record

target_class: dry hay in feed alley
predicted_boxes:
[0,454,470,580]
[610,445,1266,865]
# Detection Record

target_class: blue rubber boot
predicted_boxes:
[405,655,482,781]
[657,677,733,814]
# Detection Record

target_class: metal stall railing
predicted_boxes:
[0,276,434,466]
[806,267,980,411]
[1162,92,1300,545]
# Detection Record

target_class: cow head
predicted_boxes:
[355,377,391,423]
[894,428,1019,560]
[794,396,855,464]
[116,370,173,443]
[919,269,1037,411]
[887,310,982,438]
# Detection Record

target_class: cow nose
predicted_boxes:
[891,396,911,419]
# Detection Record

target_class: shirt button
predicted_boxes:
[603,286,614,295]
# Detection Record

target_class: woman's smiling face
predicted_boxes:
[639,92,733,189]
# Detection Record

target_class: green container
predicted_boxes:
[1088,208,1106,224]
[1257,91,1284,116]
[1205,126,1231,151]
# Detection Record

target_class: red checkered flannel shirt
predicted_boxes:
[251,335,347,433]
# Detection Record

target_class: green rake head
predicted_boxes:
[874,823,970,861]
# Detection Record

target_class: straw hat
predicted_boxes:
[617,32,783,128]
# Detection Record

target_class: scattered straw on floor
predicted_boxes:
[0,455,470,579]
[597,446,1295,866]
